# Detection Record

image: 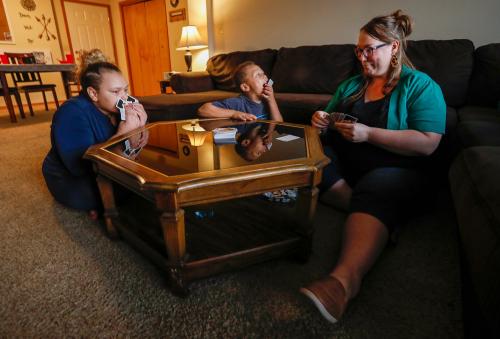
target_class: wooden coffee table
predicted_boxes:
[84,118,329,295]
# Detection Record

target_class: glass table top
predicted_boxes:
[105,120,307,176]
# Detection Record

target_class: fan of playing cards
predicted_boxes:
[330,112,358,124]
[116,95,139,121]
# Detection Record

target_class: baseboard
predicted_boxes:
[0,100,67,114]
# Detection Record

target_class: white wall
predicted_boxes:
[212,0,500,54]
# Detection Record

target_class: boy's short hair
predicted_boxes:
[233,61,257,88]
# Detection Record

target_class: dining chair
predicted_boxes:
[0,85,26,119]
[5,52,59,116]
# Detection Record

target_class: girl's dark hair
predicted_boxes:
[79,61,121,99]
[348,10,415,102]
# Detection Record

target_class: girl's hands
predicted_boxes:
[117,103,147,135]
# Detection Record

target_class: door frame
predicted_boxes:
[60,0,118,63]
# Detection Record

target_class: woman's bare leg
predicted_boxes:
[331,212,389,300]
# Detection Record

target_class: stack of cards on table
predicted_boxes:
[213,127,237,144]
[116,95,139,121]
[330,112,358,124]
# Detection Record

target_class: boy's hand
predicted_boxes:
[231,112,257,121]
[261,83,275,101]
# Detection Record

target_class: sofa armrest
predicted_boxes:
[170,71,215,93]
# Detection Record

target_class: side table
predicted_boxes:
[159,79,175,94]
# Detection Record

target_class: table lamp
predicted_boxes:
[182,120,209,146]
[176,25,207,72]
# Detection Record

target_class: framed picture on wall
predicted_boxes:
[32,51,46,64]
[32,50,53,64]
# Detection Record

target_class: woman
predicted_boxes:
[42,62,147,219]
[300,10,446,323]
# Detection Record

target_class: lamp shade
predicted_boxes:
[176,25,207,51]
[182,121,209,146]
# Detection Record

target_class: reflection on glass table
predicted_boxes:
[105,120,307,176]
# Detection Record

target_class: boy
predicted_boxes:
[198,61,283,122]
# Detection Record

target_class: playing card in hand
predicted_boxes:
[126,95,138,103]
[115,98,126,121]
[330,112,358,124]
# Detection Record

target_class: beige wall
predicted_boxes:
[166,0,190,72]
[187,0,209,72]
[0,0,191,108]
[212,0,500,54]
[52,0,129,80]
[0,0,65,105]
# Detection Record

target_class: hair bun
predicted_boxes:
[392,9,413,38]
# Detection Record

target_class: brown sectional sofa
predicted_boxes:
[138,40,500,337]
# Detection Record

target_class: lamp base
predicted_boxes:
[184,50,193,72]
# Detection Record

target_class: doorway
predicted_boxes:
[120,0,171,96]
[62,1,117,64]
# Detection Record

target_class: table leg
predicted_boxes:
[156,192,189,296]
[61,70,72,99]
[0,71,17,123]
[96,174,119,239]
[293,186,319,262]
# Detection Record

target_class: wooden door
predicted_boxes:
[63,1,117,63]
[121,0,171,96]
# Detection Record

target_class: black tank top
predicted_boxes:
[326,95,427,181]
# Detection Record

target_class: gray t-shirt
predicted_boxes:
[212,95,269,119]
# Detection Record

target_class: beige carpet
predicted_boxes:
[0,110,463,338]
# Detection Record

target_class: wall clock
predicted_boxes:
[170,0,179,8]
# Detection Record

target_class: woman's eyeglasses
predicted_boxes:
[354,43,388,59]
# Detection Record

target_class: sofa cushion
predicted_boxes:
[449,146,500,335]
[468,43,500,108]
[458,106,500,123]
[170,71,214,94]
[139,91,238,122]
[275,92,332,124]
[206,49,277,92]
[457,120,500,148]
[406,39,474,107]
[271,44,357,95]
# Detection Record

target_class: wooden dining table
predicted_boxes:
[0,63,76,123]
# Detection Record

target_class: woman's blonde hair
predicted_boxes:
[348,10,415,103]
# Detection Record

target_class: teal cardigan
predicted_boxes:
[324,65,446,133]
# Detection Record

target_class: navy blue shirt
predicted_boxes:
[42,94,117,211]
[212,95,269,119]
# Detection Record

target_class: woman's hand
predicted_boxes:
[311,111,330,129]
[335,122,371,143]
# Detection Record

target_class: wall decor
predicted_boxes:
[36,14,57,41]
[169,8,185,22]
[21,0,37,12]
[32,51,46,64]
